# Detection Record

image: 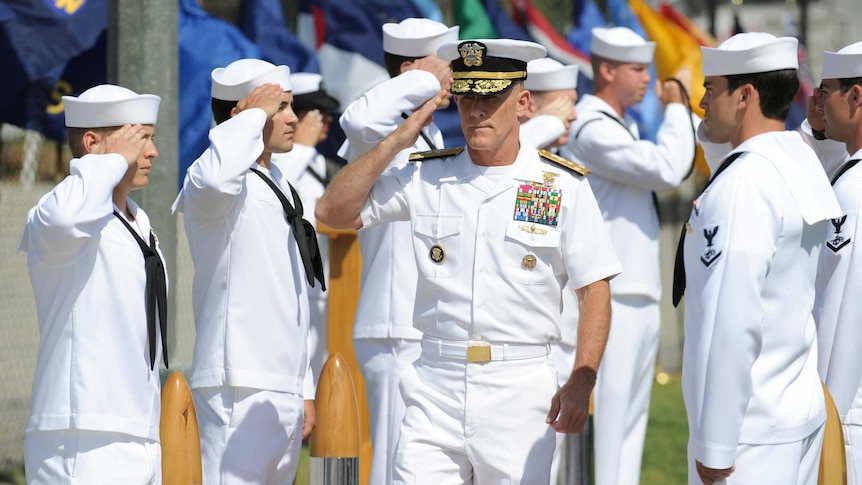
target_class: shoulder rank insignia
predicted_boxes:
[409,147,464,162]
[538,149,590,176]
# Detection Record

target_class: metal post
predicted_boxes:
[108,0,180,361]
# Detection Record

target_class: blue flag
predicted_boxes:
[241,0,319,73]
[179,0,262,186]
[567,0,608,97]
[0,0,108,138]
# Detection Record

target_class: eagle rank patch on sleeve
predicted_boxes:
[408,147,464,162]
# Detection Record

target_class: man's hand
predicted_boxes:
[404,55,454,91]
[657,66,692,106]
[546,367,595,433]
[294,109,324,147]
[696,460,735,485]
[535,96,576,128]
[235,83,285,119]
[390,89,449,150]
[302,399,316,442]
[91,124,147,167]
[808,87,826,132]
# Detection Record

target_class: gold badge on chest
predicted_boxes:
[522,254,537,269]
[429,244,446,264]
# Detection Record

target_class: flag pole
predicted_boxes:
[108,0,180,360]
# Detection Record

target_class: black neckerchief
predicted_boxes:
[831,159,860,186]
[250,167,326,290]
[401,112,437,150]
[671,151,745,307]
[113,211,168,370]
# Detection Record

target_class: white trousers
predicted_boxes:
[687,424,825,485]
[846,423,862,485]
[193,386,303,485]
[593,294,660,485]
[25,429,160,485]
[354,338,422,485]
[394,351,558,484]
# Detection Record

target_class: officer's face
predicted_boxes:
[817,79,853,143]
[455,84,530,155]
[699,75,739,145]
[262,91,299,154]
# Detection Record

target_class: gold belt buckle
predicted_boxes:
[467,344,492,362]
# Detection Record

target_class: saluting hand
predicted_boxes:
[405,55,454,92]
[390,89,449,151]
[657,65,692,106]
[294,109,324,147]
[91,124,148,167]
[236,83,286,119]
[535,96,577,128]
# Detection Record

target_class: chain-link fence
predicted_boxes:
[0,124,199,472]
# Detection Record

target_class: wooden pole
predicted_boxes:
[315,223,373,484]
[309,353,361,484]
[160,371,202,485]
[819,383,847,485]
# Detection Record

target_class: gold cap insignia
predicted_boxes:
[522,254,537,269]
[429,244,446,264]
[459,41,485,67]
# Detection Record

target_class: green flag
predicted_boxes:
[452,0,498,39]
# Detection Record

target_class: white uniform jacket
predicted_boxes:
[173,109,313,397]
[339,70,444,340]
[360,144,622,343]
[560,94,695,300]
[814,147,862,423]
[682,131,841,469]
[19,154,164,441]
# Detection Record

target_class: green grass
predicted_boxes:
[641,374,689,485]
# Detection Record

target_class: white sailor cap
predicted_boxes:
[290,72,340,111]
[525,57,578,91]
[211,58,291,102]
[701,32,798,77]
[591,27,655,64]
[382,18,460,57]
[438,38,547,95]
[822,41,862,80]
[63,84,161,128]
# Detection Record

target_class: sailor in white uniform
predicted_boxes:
[274,72,341,408]
[20,84,166,485]
[811,40,862,485]
[173,59,323,485]
[559,26,696,485]
[318,38,622,484]
[337,18,458,485]
[675,32,841,485]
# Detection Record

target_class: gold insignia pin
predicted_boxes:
[542,171,559,185]
[519,224,548,235]
[522,254,537,269]
[429,244,446,264]
[685,223,692,233]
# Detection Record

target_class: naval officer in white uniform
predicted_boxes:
[337,17,458,485]
[318,38,622,484]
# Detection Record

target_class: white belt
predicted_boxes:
[421,336,550,363]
